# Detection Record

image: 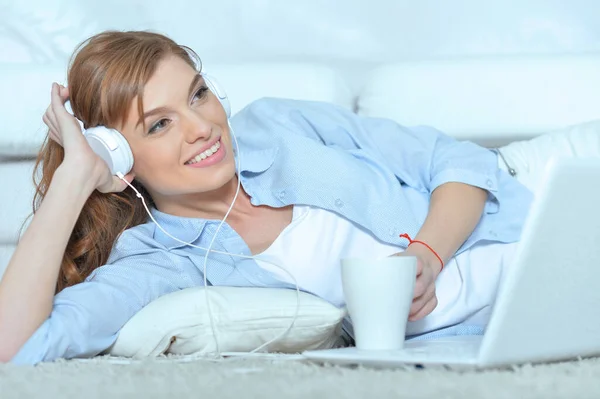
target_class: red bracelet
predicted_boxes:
[399,233,444,270]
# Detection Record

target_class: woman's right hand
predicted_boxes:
[42,83,135,193]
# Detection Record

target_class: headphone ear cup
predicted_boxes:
[84,126,134,175]
[202,73,231,118]
[64,100,134,176]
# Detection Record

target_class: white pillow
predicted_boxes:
[106,286,347,359]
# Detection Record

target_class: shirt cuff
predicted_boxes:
[10,320,51,365]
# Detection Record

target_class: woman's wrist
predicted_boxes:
[404,241,444,274]
[53,163,98,199]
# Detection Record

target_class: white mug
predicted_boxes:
[341,256,417,350]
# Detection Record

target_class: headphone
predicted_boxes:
[64,73,231,176]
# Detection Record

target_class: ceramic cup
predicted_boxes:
[341,256,417,350]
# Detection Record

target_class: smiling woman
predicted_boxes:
[39,32,241,292]
[1,30,552,365]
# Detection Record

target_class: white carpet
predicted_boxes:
[2,354,600,398]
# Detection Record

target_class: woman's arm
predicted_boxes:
[398,182,488,320]
[0,167,95,361]
[238,98,501,205]
[412,182,488,264]
[8,249,189,365]
[0,83,131,362]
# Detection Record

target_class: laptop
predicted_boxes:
[303,157,600,369]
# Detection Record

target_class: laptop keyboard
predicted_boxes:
[401,338,481,360]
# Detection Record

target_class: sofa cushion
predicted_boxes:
[358,56,600,147]
[0,160,37,244]
[498,120,600,193]
[0,63,352,157]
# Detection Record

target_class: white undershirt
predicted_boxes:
[254,205,518,335]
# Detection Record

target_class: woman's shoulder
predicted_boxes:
[233,97,349,126]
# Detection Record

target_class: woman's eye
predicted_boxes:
[148,118,170,134]
[193,86,209,101]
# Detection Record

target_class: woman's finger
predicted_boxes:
[44,105,59,133]
[50,83,66,118]
[59,85,70,101]
[117,172,136,190]
[112,173,134,193]
[42,115,63,145]
[412,275,427,298]
[412,264,436,299]
[49,131,63,146]
[416,258,423,276]
[42,113,56,132]
[97,171,136,194]
[410,282,435,318]
[410,295,438,321]
[50,83,76,130]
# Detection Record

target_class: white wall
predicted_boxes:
[3,0,600,94]
[2,0,600,65]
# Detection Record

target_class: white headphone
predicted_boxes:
[65,73,231,176]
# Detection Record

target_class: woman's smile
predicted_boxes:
[184,138,226,168]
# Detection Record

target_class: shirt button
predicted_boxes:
[489,230,498,237]
[388,228,395,236]
[486,179,494,188]
[334,199,344,208]
[278,190,286,199]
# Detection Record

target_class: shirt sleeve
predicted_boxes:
[247,98,501,213]
[10,251,192,365]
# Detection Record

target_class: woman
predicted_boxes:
[0,30,582,365]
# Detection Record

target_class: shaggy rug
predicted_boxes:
[1,354,600,398]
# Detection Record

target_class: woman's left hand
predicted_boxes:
[391,244,443,321]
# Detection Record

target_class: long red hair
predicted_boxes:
[31,31,198,293]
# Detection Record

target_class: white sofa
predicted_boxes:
[3,1,600,277]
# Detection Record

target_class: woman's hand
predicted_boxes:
[43,83,134,193]
[391,244,443,321]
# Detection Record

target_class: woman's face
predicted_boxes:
[120,55,235,207]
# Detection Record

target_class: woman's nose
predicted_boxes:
[182,111,212,143]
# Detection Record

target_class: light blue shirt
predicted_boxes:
[11,98,533,364]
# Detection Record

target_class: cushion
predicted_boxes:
[498,120,600,193]
[207,63,354,115]
[358,55,600,147]
[106,286,346,358]
[0,160,37,244]
[0,65,67,156]
[0,63,352,157]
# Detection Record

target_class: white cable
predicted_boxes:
[117,122,300,358]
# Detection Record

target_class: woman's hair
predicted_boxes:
[31,31,198,293]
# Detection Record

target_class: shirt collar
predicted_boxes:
[149,140,279,249]
[150,207,207,250]
[235,139,279,174]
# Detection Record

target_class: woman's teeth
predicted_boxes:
[186,141,221,165]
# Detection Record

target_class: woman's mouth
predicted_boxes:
[184,139,226,167]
